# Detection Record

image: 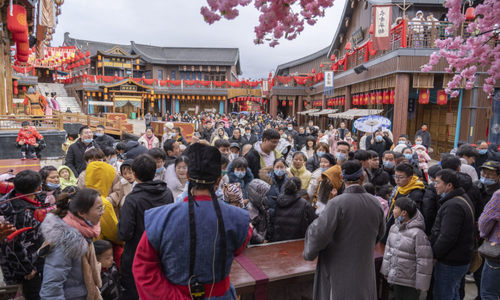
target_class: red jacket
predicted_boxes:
[17,127,43,145]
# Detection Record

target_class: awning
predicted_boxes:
[310,109,339,116]
[328,109,384,120]
[298,109,321,115]
[114,96,142,108]
[89,101,114,107]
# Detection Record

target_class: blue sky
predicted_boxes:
[53,0,346,79]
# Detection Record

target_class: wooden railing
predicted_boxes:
[0,112,133,137]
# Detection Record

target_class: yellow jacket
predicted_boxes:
[85,161,121,244]
[287,165,312,189]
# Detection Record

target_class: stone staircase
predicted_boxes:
[36,83,82,113]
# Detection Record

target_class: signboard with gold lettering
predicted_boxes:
[120,85,137,92]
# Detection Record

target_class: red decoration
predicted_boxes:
[320,63,324,68]
[289,100,293,106]
[345,41,352,51]
[390,89,395,104]
[312,68,316,74]
[353,94,358,106]
[282,100,286,106]
[465,7,475,21]
[369,24,374,35]
[376,91,383,105]
[330,54,336,61]
[370,92,376,105]
[383,90,390,104]
[418,89,430,104]
[437,90,448,105]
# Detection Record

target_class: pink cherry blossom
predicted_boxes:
[422,0,499,97]
[200,0,334,46]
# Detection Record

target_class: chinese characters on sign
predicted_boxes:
[324,71,334,88]
[373,5,392,50]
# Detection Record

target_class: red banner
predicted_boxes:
[437,90,448,105]
[373,5,392,50]
[418,89,430,104]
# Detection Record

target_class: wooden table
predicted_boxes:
[230,240,388,300]
[0,159,40,174]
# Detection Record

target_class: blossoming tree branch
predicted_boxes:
[200,0,334,47]
[421,0,499,97]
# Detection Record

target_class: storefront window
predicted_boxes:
[171,70,176,80]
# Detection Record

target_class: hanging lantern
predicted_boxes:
[97,55,102,60]
[465,7,475,21]
[312,68,316,74]
[330,54,336,61]
[383,90,390,104]
[389,90,395,104]
[353,94,358,106]
[370,92,376,104]
[92,92,96,97]
[376,91,383,105]
[104,94,108,100]
[289,100,293,106]
[22,86,26,92]
[369,24,374,34]
[13,87,18,95]
[345,41,352,51]
[320,63,324,68]
[282,100,286,106]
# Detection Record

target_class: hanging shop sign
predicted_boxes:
[373,5,392,50]
[351,27,364,45]
[120,85,138,91]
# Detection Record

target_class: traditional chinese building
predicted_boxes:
[270,0,497,158]
[62,33,265,118]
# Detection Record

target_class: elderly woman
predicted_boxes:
[138,127,159,150]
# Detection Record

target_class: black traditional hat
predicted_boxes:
[185,143,221,184]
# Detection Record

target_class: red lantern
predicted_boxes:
[13,80,18,87]
[437,90,448,105]
[353,94,358,106]
[312,68,316,74]
[85,50,91,57]
[383,90,390,104]
[7,5,28,35]
[390,90,395,104]
[85,58,90,64]
[330,54,336,61]
[370,92,376,105]
[282,100,286,106]
[22,86,26,92]
[13,87,18,95]
[376,91,383,105]
[369,24,374,34]
[345,42,352,51]
[342,96,345,106]
[289,100,293,107]
[465,7,475,21]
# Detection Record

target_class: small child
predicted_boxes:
[94,240,121,300]
[17,121,43,160]
[107,159,135,218]
[380,197,433,300]
[58,166,77,190]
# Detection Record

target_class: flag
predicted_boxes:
[418,89,430,104]
[373,5,392,50]
[437,90,448,105]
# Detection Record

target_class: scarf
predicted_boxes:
[290,165,306,177]
[143,134,155,149]
[388,176,425,220]
[63,211,101,239]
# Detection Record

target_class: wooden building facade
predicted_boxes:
[63,33,243,118]
[271,0,498,157]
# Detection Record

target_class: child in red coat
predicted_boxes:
[17,121,43,160]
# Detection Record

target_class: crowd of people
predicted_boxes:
[2,111,499,300]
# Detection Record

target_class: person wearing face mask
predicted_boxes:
[148,148,168,184]
[306,142,330,172]
[392,134,411,153]
[284,122,298,138]
[226,157,254,201]
[259,158,290,241]
[382,151,397,186]
[367,129,393,161]
[0,170,46,299]
[241,126,258,146]
[474,140,490,176]
[431,169,475,300]
[94,125,115,150]
[39,166,61,206]
[474,161,500,215]
[65,125,100,177]
[381,197,433,300]
[415,124,431,148]
[307,153,336,204]
[228,143,241,162]
[344,132,357,151]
